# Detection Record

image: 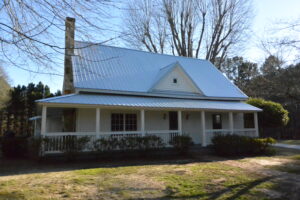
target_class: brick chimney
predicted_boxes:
[63,17,75,94]
[62,17,76,132]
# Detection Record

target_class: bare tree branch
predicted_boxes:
[0,0,121,75]
[261,17,300,63]
[123,0,253,66]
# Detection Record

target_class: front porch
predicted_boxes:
[39,106,259,154]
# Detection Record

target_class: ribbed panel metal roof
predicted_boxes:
[72,41,247,99]
[37,94,260,111]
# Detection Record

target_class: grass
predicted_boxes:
[158,163,271,199]
[0,163,273,200]
[278,139,300,145]
[0,148,300,200]
[268,148,300,175]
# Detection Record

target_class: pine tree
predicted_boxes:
[0,82,61,136]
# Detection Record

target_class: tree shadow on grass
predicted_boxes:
[129,176,278,200]
[209,176,276,200]
[0,148,227,176]
[0,147,300,179]
[1,152,300,199]
[0,155,208,176]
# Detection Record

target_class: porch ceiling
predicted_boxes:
[36,94,261,112]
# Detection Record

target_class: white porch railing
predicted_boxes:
[42,128,256,153]
[233,129,257,137]
[205,128,257,145]
[146,130,180,145]
[43,130,180,154]
[43,132,97,153]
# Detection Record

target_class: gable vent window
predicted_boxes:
[173,78,177,84]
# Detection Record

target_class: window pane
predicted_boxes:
[212,114,222,129]
[125,114,137,131]
[111,113,124,131]
[244,113,254,128]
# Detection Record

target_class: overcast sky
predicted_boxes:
[5,0,300,92]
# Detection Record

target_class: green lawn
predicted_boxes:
[269,148,300,175]
[278,139,300,145]
[0,149,300,200]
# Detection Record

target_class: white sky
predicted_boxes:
[5,0,300,92]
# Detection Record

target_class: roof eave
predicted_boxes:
[36,102,260,112]
[75,87,248,101]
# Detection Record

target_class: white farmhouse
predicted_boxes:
[36,18,261,154]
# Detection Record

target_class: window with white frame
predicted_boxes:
[125,114,137,131]
[111,113,137,131]
[111,113,124,131]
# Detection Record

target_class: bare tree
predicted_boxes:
[261,18,300,63]
[123,0,253,66]
[124,0,168,54]
[0,0,120,75]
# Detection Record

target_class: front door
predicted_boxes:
[169,111,178,130]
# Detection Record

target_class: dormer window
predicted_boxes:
[173,78,177,84]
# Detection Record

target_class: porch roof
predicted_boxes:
[37,94,261,112]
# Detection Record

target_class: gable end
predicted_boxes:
[149,62,204,96]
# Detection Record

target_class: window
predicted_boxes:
[173,78,177,83]
[244,113,254,128]
[111,113,124,131]
[125,114,137,131]
[212,114,222,129]
[111,113,137,131]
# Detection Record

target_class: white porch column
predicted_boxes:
[41,105,47,136]
[201,111,206,147]
[229,112,234,134]
[178,110,182,135]
[34,120,37,137]
[96,108,100,136]
[254,112,259,137]
[141,109,145,135]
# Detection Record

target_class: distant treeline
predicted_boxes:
[0,82,61,136]
[217,56,300,139]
